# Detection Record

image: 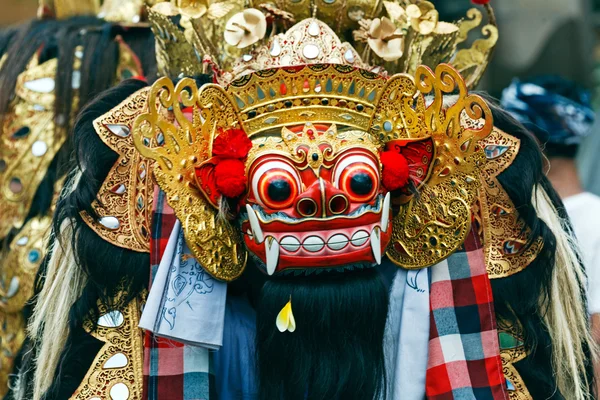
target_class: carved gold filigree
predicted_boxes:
[499,322,532,400]
[149,1,245,78]
[81,88,154,253]
[452,8,498,89]
[133,77,247,281]
[0,56,67,238]
[380,63,493,269]
[231,18,368,82]
[279,124,380,174]
[0,215,51,397]
[0,216,51,314]
[71,297,144,400]
[478,129,543,279]
[0,312,25,397]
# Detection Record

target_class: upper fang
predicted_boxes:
[246,204,264,244]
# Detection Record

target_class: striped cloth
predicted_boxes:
[143,188,214,400]
[426,229,507,400]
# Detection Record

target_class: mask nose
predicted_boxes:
[294,178,350,218]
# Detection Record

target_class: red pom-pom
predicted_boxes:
[381,150,410,191]
[214,158,247,198]
[471,0,490,4]
[212,128,252,159]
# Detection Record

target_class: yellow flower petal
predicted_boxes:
[276,299,296,333]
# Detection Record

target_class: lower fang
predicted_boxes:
[370,227,382,265]
[265,236,280,276]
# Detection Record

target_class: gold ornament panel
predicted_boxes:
[0,216,51,314]
[133,77,247,281]
[81,87,154,253]
[478,129,543,279]
[71,298,144,400]
[0,311,25,398]
[383,64,493,269]
[499,323,532,400]
[0,58,65,238]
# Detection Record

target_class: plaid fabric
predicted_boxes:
[143,188,214,400]
[426,229,507,400]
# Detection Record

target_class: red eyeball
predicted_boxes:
[252,161,300,210]
[333,154,379,203]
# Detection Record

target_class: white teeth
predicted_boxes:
[280,236,301,252]
[265,236,280,275]
[327,234,348,251]
[351,230,369,246]
[303,236,325,252]
[246,204,264,244]
[381,192,391,233]
[370,227,382,265]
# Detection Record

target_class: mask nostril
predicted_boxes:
[297,198,318,217]
[329,195,349,215]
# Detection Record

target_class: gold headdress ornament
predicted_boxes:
[149,0,498,86]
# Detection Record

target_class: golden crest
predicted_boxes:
[133,77,247,281]
[453,8,499,89]
[478,128,543,279]
[81,88,154,252]
[71,298,144,400]
[380,63,493,268]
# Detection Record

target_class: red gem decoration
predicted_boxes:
[280,82,287,95]
[381,150,410,191]
[471,0,490,4]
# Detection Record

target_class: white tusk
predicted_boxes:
[246,204,264,244]
[370,226,382,265]
[381,192,391,233]
[265,236,280,276]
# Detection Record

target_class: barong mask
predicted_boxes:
[81,0,556,285]
[128,16,496,280]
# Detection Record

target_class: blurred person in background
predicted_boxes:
[501,76,600,395]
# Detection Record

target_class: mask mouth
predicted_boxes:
[240,193,392,275]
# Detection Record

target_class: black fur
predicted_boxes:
[256,268,389,400]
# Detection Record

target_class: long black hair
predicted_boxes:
[256,267,389,400]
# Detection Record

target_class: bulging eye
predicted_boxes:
[252,161,300,210]
[334,154,379,202]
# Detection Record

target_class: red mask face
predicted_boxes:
[241,123,393,275]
